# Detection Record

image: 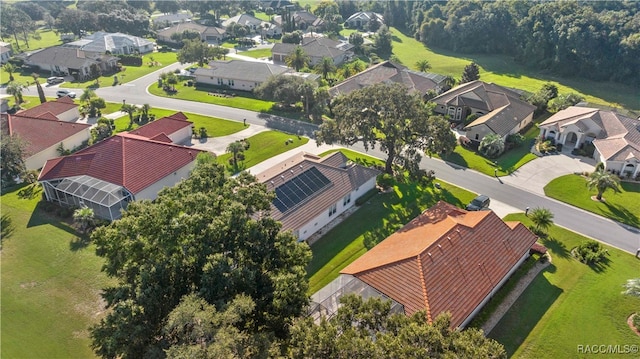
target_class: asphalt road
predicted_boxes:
[14,63,640,254]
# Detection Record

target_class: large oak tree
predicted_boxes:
[316,83,455,174]
[90,157,311,358]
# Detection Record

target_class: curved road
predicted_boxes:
[17,63,640,254]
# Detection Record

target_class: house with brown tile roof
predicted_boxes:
[38,113,204,220]
[17,97,79,122]
[156,22,226,44]
[1,113,91,171]
[272,36,354,66]
[254,151,380,241]
[312,201,537,328]
[328,61,446,98]
[194,60,292,92]
[431,80,535,143]
[539,106,640,178]
[24,46,118,81]
[128,112,193,144]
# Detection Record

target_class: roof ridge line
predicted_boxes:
[416,254,432,323]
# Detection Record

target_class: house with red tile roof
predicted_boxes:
[38,113,203,220]
[312,201,538,329]
[1,113,91,171]
[17,96,79,122]
[128,112,193,144]
[539,106,640,179]
[431,80,535,143]
[254,151,380,241]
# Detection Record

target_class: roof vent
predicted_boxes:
[290,170,294,175]
[281,175,285,181]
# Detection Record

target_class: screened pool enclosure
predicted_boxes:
[41,175,133,220]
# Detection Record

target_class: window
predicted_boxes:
[456,107,462,120]
[328,203,337,217]
[217,78,223,85]
[343,193,351,206]
[448,106,456,116]
[475,133,479,140]
[228,79,234,86]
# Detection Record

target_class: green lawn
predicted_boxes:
[307,150,476,294]
[3,28,62,57]
[217,131,309,174]
[63,52,178,89]
[112,108,246,137]
[239,48,273,59]
[390,28,640,112]
[440,122,540,177]
[544,174,640,229]
[1,185,112,358]
[2,52,178,88]
[148,82,276,113]
[489,214,640,357]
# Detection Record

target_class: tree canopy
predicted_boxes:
[316,83,455,175]
[0,134,26,188]
[288,295,506,358]
[90,159,311,358]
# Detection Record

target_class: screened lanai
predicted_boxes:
[41,175,133,220]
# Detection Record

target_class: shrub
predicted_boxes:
[634,314,640,331]
[377,173,394,189]
[117,54,143,66]
[355,188,379,206]
[573,240,608,264]
[506,133,525,147]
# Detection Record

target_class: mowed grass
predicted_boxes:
[112,108,246,136]
[239,48,273,59]
[307,150,476,294]
[63,52,178,89]
[1,185,113,358]
[440,122,540,177]
[544,174,640,229]
[489,214,640,357]
[390,28,640,112]
[217,131,309,174]
[148,82,276,113]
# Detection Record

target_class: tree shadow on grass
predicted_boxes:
[442,152,468,169]
[17,184,42,200]
[601,201,640,229]
[587,255,611,274]
[26,201,79,239]
[488,266,563,356]
[69,234,91,251]
[540,235,570,259]
[259,113,319,138]
[1,214,14,248]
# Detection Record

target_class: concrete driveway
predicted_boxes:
[500,148,596,195]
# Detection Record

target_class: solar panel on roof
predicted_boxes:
[273,167,331,212]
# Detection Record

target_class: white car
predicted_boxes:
[56,89,76,99]
[47,76,65,85]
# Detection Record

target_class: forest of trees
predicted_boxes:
[336,0,640,86]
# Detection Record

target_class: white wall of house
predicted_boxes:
[168,126,193,145]
[465,124,493,142]
[24,129,91,171]
[296,176,377,241]
[458,251,530,329]
[134,160,197,201]
[195,74,261,91]
[57,108,81,122]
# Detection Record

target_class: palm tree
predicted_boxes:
[3,63,17,82]
[315,57,336,80]
[120,103,138,128]
[587,170,621,201]
[622,278,640,297]
[285,46,310,71]
[140,103,151,122]
[415,59,431,72]
[529,207,554,234]
[478,133,505,158]
[6,81,27,107]
[73,207,95,234]
[31,73,46,104]
[80,88,96,103]
[443,75,456,91]
[226,141,245,169]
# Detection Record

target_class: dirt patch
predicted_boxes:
[20,281,38,289]
[627,313,640,337]
[590,196,605,202]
